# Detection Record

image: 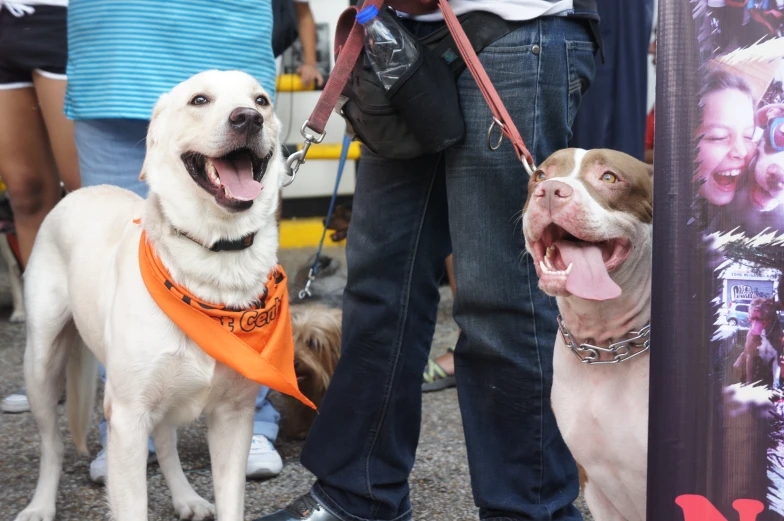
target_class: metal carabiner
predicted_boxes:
[300,120,327,145]
[284,146,308,187]
[298,268,315,300]
[486,117,504,151]
[486,117,537,176]
[522,155,536,177]
[283,120,327,188]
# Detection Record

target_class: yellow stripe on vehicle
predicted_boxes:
[279,218,346,249]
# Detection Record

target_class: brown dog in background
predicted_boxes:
[276,195,344,439]
[281,304,342,439]
[734,297,784,387]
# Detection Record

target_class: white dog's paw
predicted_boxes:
[9,309,25,323]
[14,506,55,521]
[173,495,215,520]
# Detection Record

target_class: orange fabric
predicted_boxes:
[137,230,315,409]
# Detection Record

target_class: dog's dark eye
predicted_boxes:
[534,171,546,182]
[601,171,618,184]
[255,95,269,107]
[190,95,209,106]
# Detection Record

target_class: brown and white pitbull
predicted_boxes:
[523,148,653,521]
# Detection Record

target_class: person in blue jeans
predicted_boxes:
[255,1,600,520]
[61,0,286,484]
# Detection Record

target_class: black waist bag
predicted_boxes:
[338,9,522,160]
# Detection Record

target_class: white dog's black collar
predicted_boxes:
[176,228,255,252]
[208,233,255,252]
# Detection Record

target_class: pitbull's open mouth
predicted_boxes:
[182,147,273,210]
[748,306,775,335]
[531,223,631,301]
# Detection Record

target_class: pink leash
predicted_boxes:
[284,0,536,186]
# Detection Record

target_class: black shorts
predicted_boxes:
[0,5,68,89]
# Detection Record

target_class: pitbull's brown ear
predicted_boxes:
[756,103,784,128]
[139,93,169,182]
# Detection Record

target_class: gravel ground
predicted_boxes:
[0,246,591,520]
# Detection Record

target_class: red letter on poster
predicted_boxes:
[675,495,764,521]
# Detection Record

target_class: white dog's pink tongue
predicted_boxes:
[556,240,622,301]
[212,156,262,201]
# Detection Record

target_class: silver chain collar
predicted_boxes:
[557,315,651,365]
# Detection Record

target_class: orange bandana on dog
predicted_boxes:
[137,231,315,409]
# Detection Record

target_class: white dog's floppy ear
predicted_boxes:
[756,103,784,129]
[139,93,170,182]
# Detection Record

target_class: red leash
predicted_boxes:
[284,0,536,186]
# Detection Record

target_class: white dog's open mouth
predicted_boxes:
[182,147,273,210]
[530,223,631,301]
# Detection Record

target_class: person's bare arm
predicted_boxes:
[294,2,324,87]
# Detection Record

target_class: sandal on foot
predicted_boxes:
[422,346,456,392]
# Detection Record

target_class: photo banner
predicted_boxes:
[649,1,784,519]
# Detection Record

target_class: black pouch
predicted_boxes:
[338,7,523,160]
[338,7,463,159]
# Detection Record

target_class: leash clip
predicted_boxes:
[284,121,327,188]
[298,268,315,300]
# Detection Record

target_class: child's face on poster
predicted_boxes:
[696,88,756,206]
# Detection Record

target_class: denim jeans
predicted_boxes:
[300,16,597,521]
[74,118,281,446]
[73,119,150,198]
[569,0,654,160]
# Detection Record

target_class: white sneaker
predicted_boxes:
[1,389,30,413]
[90,448,158,484]
[1,388,65,413]
[246,435,283,479]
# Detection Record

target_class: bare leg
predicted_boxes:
[0,87,62,267]
[32,73,80,192]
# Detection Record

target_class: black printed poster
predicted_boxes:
[649,1,784,519]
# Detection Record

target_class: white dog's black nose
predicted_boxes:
[229,107,263,133]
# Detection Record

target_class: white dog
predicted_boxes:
[15,70,308,521]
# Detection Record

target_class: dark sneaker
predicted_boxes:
[254,493,342,521]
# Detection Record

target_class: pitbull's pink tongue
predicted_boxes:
[212,156,262,201]
[750,319,765,335]
[556,240,622,301]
